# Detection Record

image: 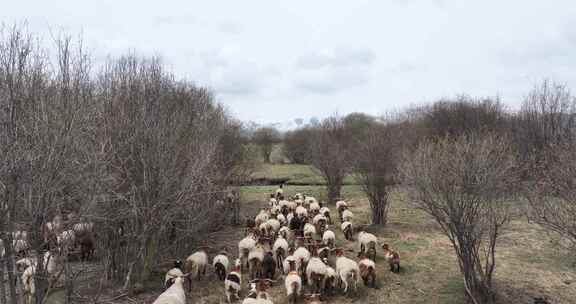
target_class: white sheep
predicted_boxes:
[342,210,354,222]
[273,236,289,273]
[165,267,184,289]
[295,206,308,218]
[324,265,337,295]
[303,223,316,239]
[309,202,320,214]
[255,210,270,227]
[285,271,302,304]
[57,230,76,253]
[265,218,281,233]
[322,230,336,248]
[293,247,310,275]
[287,201,297,211]
[185,251,208,283]
[335,200,348,210]
[276,214,287,226]
[306,257,327,294]
[213,253,230,281]
[248,245,265,280]
[357,231,378,260]
[312,214,327,226]
[21,265,36,304]
[319,207,331,224]
[153,275,188,304]
[335,255,359,293]
[341,221,354,241]
[225,261,242,303]
[239,236,257,270]
[13,239,30,256]
[283,255,297,274]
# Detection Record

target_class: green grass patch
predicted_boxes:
[438,276,467,304]
[250,163,358,185]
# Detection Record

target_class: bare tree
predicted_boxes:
[252,127,281,163]
[513,80,576,164]
[283,127,314,164]
[525,141,576,246]
[352,121,402,225]
[308,116,352,204]
[400,134,518,304]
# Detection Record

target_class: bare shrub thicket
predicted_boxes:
[308,116,352,204]
[422,96,508,139]
[251,127,281,163]
[282,127,315,164]
[400,134,518,304]
[0,25,251,304]
[525,142,576,248]
[513,80,576,164]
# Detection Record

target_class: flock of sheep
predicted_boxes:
[154,188,401,304]
[0,213,96,304]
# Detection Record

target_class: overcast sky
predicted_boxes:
[3,0,576,126]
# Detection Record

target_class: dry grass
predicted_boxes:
[99,185,574,304]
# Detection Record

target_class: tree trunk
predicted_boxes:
[370,192,388,226]
[326,183,342,205]
[0,258,6,304]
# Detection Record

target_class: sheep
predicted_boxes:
[295,206,308,219]
[225,261,242,303]
[276,214,287,226]
[13,238,30,256]
[293,246,311,283]
[309,202,320,216]
[321,230,335,249]
[341,210,354,222]
[357,231,377,261]
[312,215,327,236]
[306,257,327,295]
[336,201,348,220]
[341,221,353,241]
[319,207,331,224]
[278,226,290,240]
[77,232,96,261]
[285,266,302,304]
[72,222,94,236]
[213,252,230,281]
[57,229,76,254]
[239,236,257,270]
[185,251,208,291]
[303,223,316,240]
[381,244,400,273]
[244,279,275,304]
[21,265,36,304]
[335,252,359,294]
[275,185,284,199]
[152,274,188,304]
[261,251,276,280]
[265,218,281,234]
[248,245,265,280]
[269,195,278,207]
[283,255,297,274]
[358,256,376,287]
[323,265,337,296]
[288,201,297,212]
[273,236,289,274]
[255,210,270,227]
[165,260,184,289]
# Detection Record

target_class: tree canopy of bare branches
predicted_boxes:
[0,25,253,304]
[251,127,281,163]
[308,116,352,204]
[513,80,576,164]
[400,134,518,304]
[525,141,576,246]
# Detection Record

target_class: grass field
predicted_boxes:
[250,164,358,185]
[106,164,575,304]
[236,184,576,304]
